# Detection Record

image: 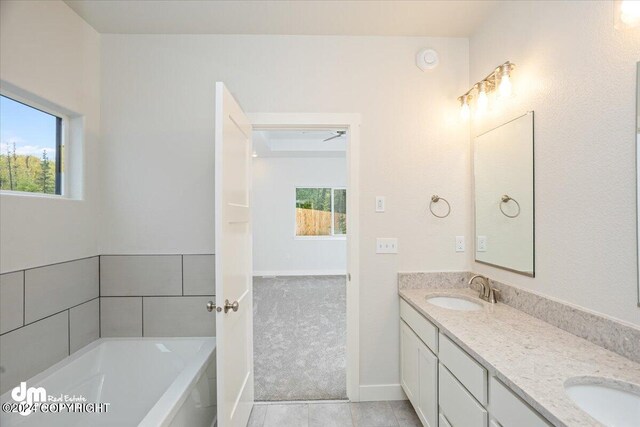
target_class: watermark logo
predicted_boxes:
[2,382,110,417]
[11,382,45,416]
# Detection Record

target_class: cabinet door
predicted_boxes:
[417,341,438,427]
[400,320,419,405]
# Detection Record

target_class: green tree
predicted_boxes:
[40,149,55,194]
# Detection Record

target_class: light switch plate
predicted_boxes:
[376,238,398,254]
[455,236,465,252]
[477,236,487,252]
[375,196,385,212]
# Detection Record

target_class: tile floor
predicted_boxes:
[247,400,421,427]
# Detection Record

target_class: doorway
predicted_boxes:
[249,114,361,402]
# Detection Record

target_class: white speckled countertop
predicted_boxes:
[399,287,640,427]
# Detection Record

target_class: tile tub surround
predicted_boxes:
[99,254,216,337]
[0,254,216,394]
[253,275,347,401]
[0,257,100,394]
[248,401,421,427]
[399,287,640,427]
[398,272,640,364]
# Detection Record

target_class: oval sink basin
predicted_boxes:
[565,378,640,427]
[426,296,482,311]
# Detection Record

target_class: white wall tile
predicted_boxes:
[0,312,68,394]
[100,255,182,296]
[69,298,99,353]
[0,271,24,334]
[183,255,215,295]
[143,296,215,337]
[100,297,142,337]
[24,257,99,324]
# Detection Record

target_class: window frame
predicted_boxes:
[0,91,69,198]
[294,186,347,240]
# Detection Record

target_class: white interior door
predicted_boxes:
[215,82,253,427]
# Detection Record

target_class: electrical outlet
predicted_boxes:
[375,196,385,212]
[477,236,487,252]
[455,236,465,252]
[376,238,398,254]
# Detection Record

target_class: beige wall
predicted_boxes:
[470,1,640,326]
[100,34,470,392]
[0,1,101,273]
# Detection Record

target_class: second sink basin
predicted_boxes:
[565,377,640,427]
[426,296,482,311]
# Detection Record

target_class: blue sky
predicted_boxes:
[0,95,57,159]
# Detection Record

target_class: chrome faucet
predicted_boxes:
[468,274,499,304]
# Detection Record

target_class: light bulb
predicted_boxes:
[461,102,470,120]
[459,95,470,120]
[621,0,640,26]
[477,83,489,111]
[499,72,512,97]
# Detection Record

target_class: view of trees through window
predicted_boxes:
[0,95,61,195]
[296,187,347,236]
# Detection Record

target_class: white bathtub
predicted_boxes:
[0,337,217,427]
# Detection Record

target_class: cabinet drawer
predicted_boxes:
[439,364,487,427]
[400,299,438,353]
[489,377,551,427]
[439,333,487,405]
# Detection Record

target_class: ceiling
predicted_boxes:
[253,130,346,158]
[64,0,499,37]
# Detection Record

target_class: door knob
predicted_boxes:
[223,299,239,313]
[206,301,215,312]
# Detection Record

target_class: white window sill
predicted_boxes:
[294,236,347,241]
[0,190,80,201]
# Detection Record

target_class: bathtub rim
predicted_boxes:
[0,337,217,426]
[140,337,216,427]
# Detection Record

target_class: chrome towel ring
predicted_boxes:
[429,195,451,218]
[500,194,521,218]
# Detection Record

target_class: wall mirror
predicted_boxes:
[474,112,535,276]
[636,62,639,306]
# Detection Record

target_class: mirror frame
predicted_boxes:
[474,111,535,277]
[633,61,640,307]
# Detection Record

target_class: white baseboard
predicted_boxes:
[253,270,347,277]
[358,384,407,402]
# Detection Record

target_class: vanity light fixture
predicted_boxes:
[458,61,515,120]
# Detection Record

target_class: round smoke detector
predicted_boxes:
[416,48,439,71]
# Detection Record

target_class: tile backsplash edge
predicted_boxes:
[398,271,640,364]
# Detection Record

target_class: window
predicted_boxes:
[0,95,63,195]
[296,187,347,237]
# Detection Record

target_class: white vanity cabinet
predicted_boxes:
[399,298,552,427]
[400,319,438,427]
[400,300,438,427]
